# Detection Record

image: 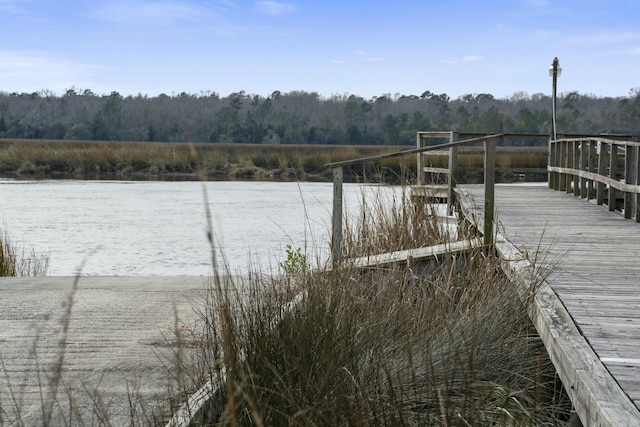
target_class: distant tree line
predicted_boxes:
[1,88,639,146]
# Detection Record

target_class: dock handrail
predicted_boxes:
[549,137,640,221]
[327,133,503,267]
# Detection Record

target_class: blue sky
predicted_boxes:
[1,0,640,99]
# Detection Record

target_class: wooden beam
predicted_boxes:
[483,138,496,246]
[447,133,459,215]
[597,142,608,205]
[348,238,484,269]
[331,166,343,268]
[609,144,618,212]
[416,132,424,185]
[624,145,638,219]
[495,236,640,427]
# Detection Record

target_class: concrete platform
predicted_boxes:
[0,275,237,426]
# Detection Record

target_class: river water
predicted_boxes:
[0,179,398,276]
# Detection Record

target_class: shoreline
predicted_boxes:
[0,138,548,183]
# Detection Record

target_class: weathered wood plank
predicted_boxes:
[347,238,484,269]
[458,184,640,425]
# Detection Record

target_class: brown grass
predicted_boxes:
[0,139,547,182]
[171,182,571,426]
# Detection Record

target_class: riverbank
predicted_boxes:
[0,138,547,183]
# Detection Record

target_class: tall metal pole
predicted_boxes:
[549,57,561,189]
[551,57,560,141]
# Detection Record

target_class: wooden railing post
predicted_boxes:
[572,140,580,196]
[416,132,424,186]
[636,146,640,223]
[625,144,638,219]
[609,143,618,212]
[559,141,567,192]
[331,166,343,268]
[483,137,496,247]
[596,141,607,205]
[447,132,458,215]
[548,139,556,189]
[579,140,588,198]
[587,140,597,200]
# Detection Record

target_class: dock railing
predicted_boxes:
[325,133,503,267]
[549,137,640,221]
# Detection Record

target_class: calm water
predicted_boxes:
[0,180,397,276]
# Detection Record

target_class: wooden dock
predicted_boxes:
[459,183,640,426]
[326,133,640,426]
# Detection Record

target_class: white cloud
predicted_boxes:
[354,51,382,63]
[565,31,640,47]
[441,55,483,64]
[92,1,211,26]
[253,1,297,17]
[0,50,104,94]
[525,0,551,7]
[0,0,25,13]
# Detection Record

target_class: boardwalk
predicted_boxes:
[459,183,640,426]
[0,276,237,426]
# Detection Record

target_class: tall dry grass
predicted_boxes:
[174,184,571,426]
[0,139,546,181]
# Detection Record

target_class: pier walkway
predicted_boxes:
[459,183,640,426]
[327,132,640,426]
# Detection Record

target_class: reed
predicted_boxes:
[177,183,571,425]
[0,226,48,277]
[0,139,545,181]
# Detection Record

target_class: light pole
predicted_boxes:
[549,57,562,140]
[548,57,562,189]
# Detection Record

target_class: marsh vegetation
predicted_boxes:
[0,226,48,277]
[0,173,569,425]
[170,185,571,426]
[0,139,547,182]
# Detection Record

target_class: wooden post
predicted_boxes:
[331,166,343,268]
[609,143,618,212]
[625,144,638,219]
[416,132,424,185]
[572,141,584,196]
[447,132,458,215]
[587,140,597,200]
[579,140,587,198]
[549,139,556,189]
[566,140,574,194]
[596,141,607,205]
[483,138,496,247]
[559,141,567,192]
[636,145,640,223]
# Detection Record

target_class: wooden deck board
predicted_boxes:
[459,184,640,426]
[347,238,484,269]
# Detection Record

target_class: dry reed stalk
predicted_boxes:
[176,182,571,426]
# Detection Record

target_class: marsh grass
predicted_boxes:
[174,182,571,426]
[0,226,48,276]
[0,139,546,181]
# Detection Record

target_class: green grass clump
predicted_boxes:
[0,227,48,277]
[178,185,571,426]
